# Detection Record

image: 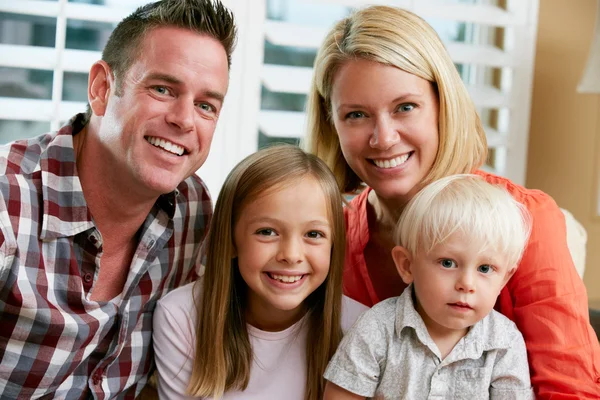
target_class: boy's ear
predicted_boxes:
[502,266,517,286]
[391,245,413,285]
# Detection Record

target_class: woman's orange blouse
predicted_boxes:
[343,170,600,399]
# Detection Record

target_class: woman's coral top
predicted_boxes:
[343,170,600,399]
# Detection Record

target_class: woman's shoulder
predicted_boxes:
[475,170,559,213]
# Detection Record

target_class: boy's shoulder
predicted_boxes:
[349,296,401,333]
[476,309,523,350]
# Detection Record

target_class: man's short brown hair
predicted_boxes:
[84,0,236,122]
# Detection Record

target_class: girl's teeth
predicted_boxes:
[373,153,410,169]
[270,274,303,283]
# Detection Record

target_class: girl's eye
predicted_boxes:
[345,111,366,120]
[440,259,456,269]
[256,228,276,236]
[478,264,492,274]
[306,230,325,239]
[397,103,415,112]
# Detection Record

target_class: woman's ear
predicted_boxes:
[391,246,414,285]
[88,60,114,117]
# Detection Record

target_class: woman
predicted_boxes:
[305,5,600,399]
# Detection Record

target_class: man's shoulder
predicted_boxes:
[176,173,211,205]
[0,132,55,177]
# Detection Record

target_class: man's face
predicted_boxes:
[98,26,229,197]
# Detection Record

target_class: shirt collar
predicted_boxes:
[40,114,94,240]
[394,284,512,362]
[40,113,179,240]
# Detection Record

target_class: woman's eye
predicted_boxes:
[306,230,325,239]
[345,111,365,120]
[440,259,456,269]
[397,103,415,112]
[478,264,492,274]
[256,228,276,236]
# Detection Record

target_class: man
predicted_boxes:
[0,0,236,398]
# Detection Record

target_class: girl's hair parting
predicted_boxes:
[188,144,345,400]
[394,174,532,268]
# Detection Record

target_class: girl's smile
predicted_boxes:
[234,176,333,331]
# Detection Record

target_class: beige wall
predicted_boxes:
[527,0,600,303]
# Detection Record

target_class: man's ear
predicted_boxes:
[88,60,114,117]
[391,245,413,285]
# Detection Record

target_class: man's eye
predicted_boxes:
[478,264,492,274]
[440,259,456,268]
[197,103,216,113]
[152,86,171,96]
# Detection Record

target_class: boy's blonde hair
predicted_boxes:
[394,174,532,268]
[303,5,487,193]
[188,144,345,400]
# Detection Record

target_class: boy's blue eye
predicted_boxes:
[440,259,456,268]
[478,264,492,274]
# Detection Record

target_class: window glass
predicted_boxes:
[0,120,50,144]
[0,67,53,100]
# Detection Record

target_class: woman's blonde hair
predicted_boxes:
[188,144,345,400]
[394,174,532,268]
[304,5,487,193]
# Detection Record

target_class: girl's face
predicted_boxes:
[233,176,333,331]
[330,59,439,205]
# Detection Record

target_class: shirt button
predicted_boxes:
[83,273,93,283]
[147,239,155,249]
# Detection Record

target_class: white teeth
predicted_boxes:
[373,153,410,169]
[146,136,185,156]
[270,274,303,283]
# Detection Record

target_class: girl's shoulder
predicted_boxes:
[156,280,201,327]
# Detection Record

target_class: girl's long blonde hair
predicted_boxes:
[188,145,345,400]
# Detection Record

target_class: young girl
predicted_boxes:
[152,145,368,399]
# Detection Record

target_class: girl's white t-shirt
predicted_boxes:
[152,279,368,400]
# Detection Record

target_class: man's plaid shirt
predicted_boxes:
[0,114,212,399]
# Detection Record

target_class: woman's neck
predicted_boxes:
[367,189,407,234]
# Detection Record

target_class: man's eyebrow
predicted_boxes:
[146,73,183,85]
[145,73,225,103]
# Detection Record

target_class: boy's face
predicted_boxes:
[391,232,516,339]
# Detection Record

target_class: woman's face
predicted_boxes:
[330,59,439,204]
